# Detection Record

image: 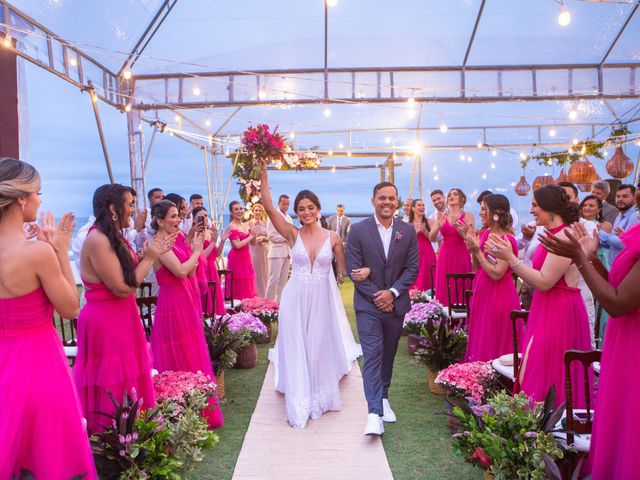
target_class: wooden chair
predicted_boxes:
[458,289,473,329]
[53,314,78,365]
[218,269,242,312]
[445,273,474,319]
[136,296,157,339]
[138,282,152,297]
[491,310,528,387]
[203,281,218,323]
[594,303,604,350]
[559,349,601,454]
[429,264,437,296]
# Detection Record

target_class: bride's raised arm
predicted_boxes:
[260,166,297,245]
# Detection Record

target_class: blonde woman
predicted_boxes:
[250,203,269,297]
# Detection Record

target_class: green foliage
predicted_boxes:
[204,316,246,375]
[415,317,467,372]
[451,389,565,479]
[523,140,605,169]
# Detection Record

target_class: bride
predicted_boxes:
[260,167,361,429]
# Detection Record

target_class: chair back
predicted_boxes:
[53,314,78,347]
[510,310,529,381]
[564,349,601,446]
[203,281,217,320]
[430,264,437,295]
[218,269,234,304]
[594,304,603,349]
[138,282,152,297]
[136,296,157,339]
[445,273,474,316]
[457,289,473,329]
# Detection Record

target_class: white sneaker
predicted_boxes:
[364,413,384,436]
[381,399,397,423]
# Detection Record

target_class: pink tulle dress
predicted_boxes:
[74,234,156,433]
[411,230,437,291]
[0,288,97,479]
[226,229,257,300]
[176,232,202,311]
[435,214,472,305]
[590,224,640,479]
[204,239,226,316]
[464,231,522,362]
[519,224,594,407]
[151,241,224,427]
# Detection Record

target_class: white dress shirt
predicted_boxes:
[374,214,399,298]
[72,215,96,271]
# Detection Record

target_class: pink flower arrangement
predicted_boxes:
[276,150,321,171]
[226,311,268,341]
[153,370,217,407]
[241,296,279,324]
[242,124,286,166]
[435,361,499,403]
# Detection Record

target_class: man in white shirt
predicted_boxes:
[327,204,351,245]
[266,194,293,301]
[401,197,413,222]
[72,184,111,271]
[180,193,205,234]
[428,190,446,250]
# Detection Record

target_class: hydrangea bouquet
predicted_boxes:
[241,296,279,324]
[435,361,501,404]
[403,300,447,335]
[226,311,268,343]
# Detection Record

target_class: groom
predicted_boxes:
[347,182,419,436]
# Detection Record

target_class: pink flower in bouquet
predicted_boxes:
[434,361,498,403]
[226,311,268,340]
[241,124,286,164]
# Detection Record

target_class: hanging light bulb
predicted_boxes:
[347,150,352,157]
[258,88,267,100]
[205,119,211,127]
[581,145,587,155]
[289,132,296,139]
[338,142,344,149]
[174,114,180,122]
[326,0,338,6]
[68,56,77,67]
[476,141,483,149]
[331,166,337,172]
[393,153,398,160]
[193,86,201,96]
[568,109,578,120]
[122,69,132,80]
[459,153,466,161]
[519,152,528,161]
[384,136,392,144]
[323,106,332,117]
[572,138,579,145]
[482,173,488,180]
[432,166,438,173]
[407,97,416,107]
[328,150,334,156]
[434,174,439,181]
[408,108,417,118]
[549,128,557,138]
[558,4,571,27]
[490,162,496,169]
[439,123,448,133]
[124,104,132,112]
[2,35,12,48]
[491,149,498,157]
[467,156,473,162]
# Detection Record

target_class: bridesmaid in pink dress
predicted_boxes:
[191,206,225,316]
[75,184,175,433]
[150,200,224,427]
[0,158,96,479]
[430,188,474,305]
[541,221,640,478]
[487,185,593,407]
[462,194,521,362]
[225,201,257,300]
[408,199,436,291]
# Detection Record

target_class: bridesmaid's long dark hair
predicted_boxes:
[408,199,431,232]
[94,184,138,288]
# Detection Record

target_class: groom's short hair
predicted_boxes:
[372,182,398,197]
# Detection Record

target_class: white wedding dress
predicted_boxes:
[268,231,362,429]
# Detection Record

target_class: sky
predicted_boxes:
[10,0,640,223]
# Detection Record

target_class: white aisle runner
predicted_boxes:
[232,362,393,480]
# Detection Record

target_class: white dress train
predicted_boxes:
[268,231,362,429]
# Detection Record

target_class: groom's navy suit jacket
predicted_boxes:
[346,216,419,317]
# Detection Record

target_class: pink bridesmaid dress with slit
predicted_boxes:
[518,224,593,407]
[226,229,257,300]
[411,230,437,291]
[0,288,97,479]
[590,224,640,479]
[74,232,155,433]
[435,214,472,305]
[464,230,522,362]
[204,239,226,316]
[151,241,224,427]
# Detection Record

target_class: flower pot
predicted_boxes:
[483,472,494,480]
[235,342,258,369]
[256,322,272,344]
[407,333,424,355]
[216,370,225,399]
[427,368,445,395]
[443,397,467,434]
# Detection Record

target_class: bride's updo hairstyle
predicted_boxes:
[94,184,138,287]
[151,199,177,231]
[483,194,513,232]
[0,157,41,221]
[294,190,321,212]
[533,185,579,225]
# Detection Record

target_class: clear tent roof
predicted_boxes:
[3,0,640,217]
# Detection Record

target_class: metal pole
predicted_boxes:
[204,146,214,218]
[324,1,329,99]
[87,82,114,183]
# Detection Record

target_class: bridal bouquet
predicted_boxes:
[403,300,447,335]
[241,296,279,324]
[226,311,268,343]
[275,149,321,171]
[240,123,287,179]
[435,362,501,404]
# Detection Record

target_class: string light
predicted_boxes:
[323,106,332,117]
[384,136,392,144]
[2,35,12,48]
[122,69,132,80]
[581,145,587,155]
[193,86,201,96]
[328,150,334,156]
[124,104,132,112]
[459,154,465,161]
[408,109,417,118]
[490,162,496,169]
[572,138,579,145]
[393,153,398,160]
[519,152,527,160]
[439,123,448,133]
[174,114,181,122]
[636,139,640,146]
[568,109,578,120]
[326,0,338,6]
[482,173,487,180]
[407,97,416,107]
[338,142,344,149]
[205,119,211,127]
[549,128,557,137]
[68,56,77,67]
[412,142,423,155]
[331,166,337,172]
[568,147,574,154]
[434,174,439,181]
[289,132,296,139]
[467,156,473,162]
[347,150,352,157]
[491,149,497,156]
[558,4,571,27]
[476,141,483,149]
[432,166,438,173]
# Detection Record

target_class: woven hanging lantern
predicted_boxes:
[606,146,634,179]
[577,183,592,192]
[568,158,597,185]
[555,168,568,184]
[533,174,554,191]
[514,175,531,196]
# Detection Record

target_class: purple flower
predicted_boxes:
[118,435,125,444]
[524,431,538,439]
[119,450,126,457]
[394,231,404,242]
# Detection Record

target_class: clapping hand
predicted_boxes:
[23,223,39,240]
[134,209,147,232]
[192,231,205,254]
[539,222,598,262]
[464,227,480,253]
[521,224,536,240]
[485,233,516,263]
[39,211,75,253]
[453,218,469,237]
[145,232,177,260]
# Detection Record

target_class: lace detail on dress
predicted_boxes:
[287,384,342,429]
[290,232,332,276]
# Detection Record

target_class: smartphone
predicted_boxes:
[486,254,498,265]
[196,215,205,225]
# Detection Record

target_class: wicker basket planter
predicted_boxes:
[483,472,494,480]
[407,333,424,355]
[234,342,258,369]
[216,370,225,399]
[427,368,445,395]
[256,322,273,344]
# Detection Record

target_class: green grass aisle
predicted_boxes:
[193,280,481,479]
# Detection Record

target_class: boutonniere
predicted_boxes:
[394,231,404,242]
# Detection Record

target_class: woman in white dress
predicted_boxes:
[260,167,361,429]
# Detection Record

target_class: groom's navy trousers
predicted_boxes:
[347,217,419,415]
